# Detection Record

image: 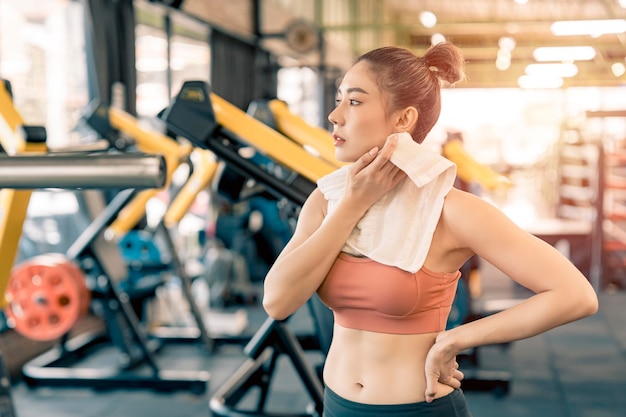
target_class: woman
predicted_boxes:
[263,42,598,416]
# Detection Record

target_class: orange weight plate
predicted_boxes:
[4,254,90,341]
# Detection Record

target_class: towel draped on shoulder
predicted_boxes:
[317,132,457,273]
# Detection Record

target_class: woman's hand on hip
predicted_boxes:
[424,332,464,403]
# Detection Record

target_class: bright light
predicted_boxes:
[518,75,564,89]
[0,60,31,76]
[525,63,579,78]
[431,33,446,45]
[612,62,626,77]
[513,0,528,4]
[496,49,511,70]
[620,0,626,8]
[419,11,437,28]
[136,58,168,72]
[496,56,511,70]
[551,19,626,37]
[498,36,516,51]
[533,46,596,62]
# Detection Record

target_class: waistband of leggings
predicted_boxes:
[324,385,464,412]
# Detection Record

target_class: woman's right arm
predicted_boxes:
[263,137,404,320]
[262,188,367,320]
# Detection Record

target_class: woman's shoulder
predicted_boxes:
[442,187,522,241]
[442,187,507,228]
[303,187,329,217]
[443,186,480,208]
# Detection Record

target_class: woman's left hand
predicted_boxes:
[424,332,463,403]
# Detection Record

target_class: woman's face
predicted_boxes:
[328,61,399,162]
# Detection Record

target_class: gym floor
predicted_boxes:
[6,262,626,417]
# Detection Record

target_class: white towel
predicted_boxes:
[317,132,457,273]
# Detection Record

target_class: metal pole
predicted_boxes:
[0,153,166,189]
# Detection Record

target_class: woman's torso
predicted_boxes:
[318,254,460,405]
[316,187,468,405]
[323,323,455,404]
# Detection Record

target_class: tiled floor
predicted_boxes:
[5,263,626,417]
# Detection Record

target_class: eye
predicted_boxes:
[334,96,360,106]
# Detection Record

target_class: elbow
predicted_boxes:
[582,289,599,317]
[572,285,599,320]
[262,295,291,321]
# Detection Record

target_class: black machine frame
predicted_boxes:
[21,189,210,394]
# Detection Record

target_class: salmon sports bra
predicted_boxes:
[316,253,461,335]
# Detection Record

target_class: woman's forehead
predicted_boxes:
[338,62,378,92]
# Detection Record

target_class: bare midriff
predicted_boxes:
[323,323,455,404]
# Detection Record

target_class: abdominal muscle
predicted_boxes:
[323,323,454,405]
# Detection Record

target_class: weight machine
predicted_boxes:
[83,102,217,351]
[0,78,201,414]
[84,102,268,349]
[160,81,336,417]
[0,79,209,394]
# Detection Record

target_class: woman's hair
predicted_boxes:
[356,42,465,143]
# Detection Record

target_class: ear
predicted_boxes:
[394,106,418,132]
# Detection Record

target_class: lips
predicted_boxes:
[333,133,345,146]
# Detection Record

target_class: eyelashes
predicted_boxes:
[334,98,361,106]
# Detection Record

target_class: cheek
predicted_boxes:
[358,113,393,140]
[358,126,392,150]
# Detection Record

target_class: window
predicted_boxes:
[135,1,210,118]
[0,0,88,148]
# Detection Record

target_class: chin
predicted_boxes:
[334,151,357,163]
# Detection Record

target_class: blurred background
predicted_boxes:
[0,1,625,416]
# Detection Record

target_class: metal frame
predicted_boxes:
[21,189,209,393]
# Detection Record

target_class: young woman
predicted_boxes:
[262,42,598,417]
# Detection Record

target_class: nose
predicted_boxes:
[328,104,341,126]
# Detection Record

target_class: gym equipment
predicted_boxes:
[443,138,512,191]
[5,254,90,342]
[0,78,206,403]
[83,100,194,238]
[246,99,342,169]
[163,148,218,228]
[13,102,225,391]
[0,79,165,312]
[118,230,163,266]
[0,79,52,313]
[0,153,166,189]
[210,317,325,417]
[84,104,217,351]
[161,81,329,416]
[2,172,209,394]
[21,189,209,393]
[161,81,336,205]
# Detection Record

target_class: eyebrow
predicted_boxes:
[337,87,369,95]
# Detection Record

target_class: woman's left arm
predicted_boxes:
[443,189,598,348]
[424,189,598,402]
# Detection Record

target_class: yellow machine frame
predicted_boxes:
[103,107,195,237]
[0,82,47,308]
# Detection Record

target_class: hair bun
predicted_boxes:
[423,42,465,86]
